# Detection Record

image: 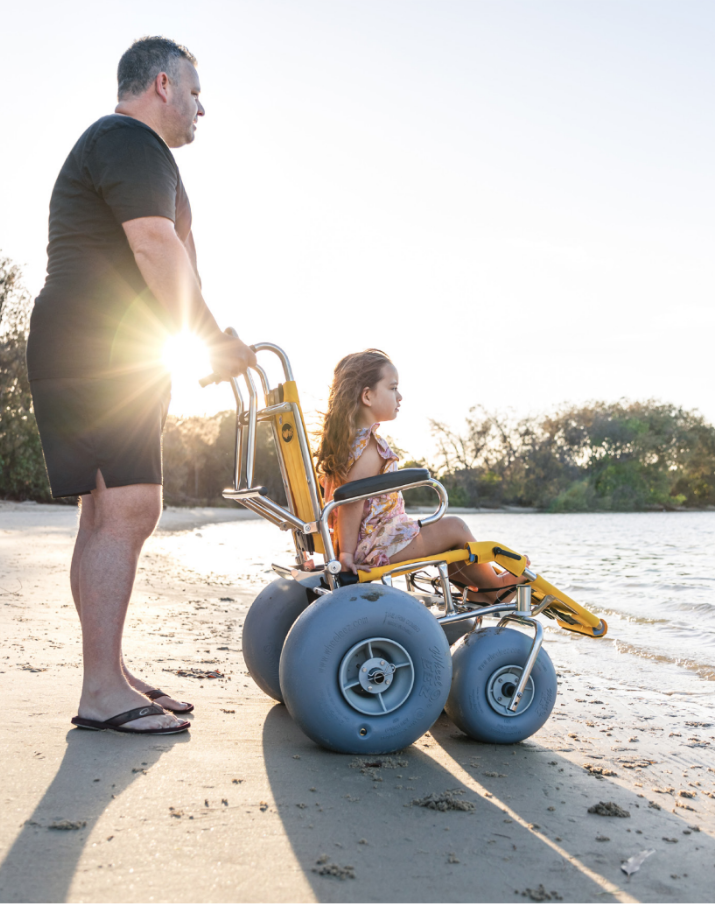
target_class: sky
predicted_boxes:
[2,0,714,462]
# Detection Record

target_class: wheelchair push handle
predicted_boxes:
[199,372,223,387]
[198,342,258,387]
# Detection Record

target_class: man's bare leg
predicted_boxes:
[71,492,190,712]
[74,470,183,730]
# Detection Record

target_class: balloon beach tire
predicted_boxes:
[242,577,312,702]
[446,627,557,744]
[279,585,452,754]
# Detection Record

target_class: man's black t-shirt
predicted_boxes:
[27,115,193,381]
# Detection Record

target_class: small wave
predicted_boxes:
[595,601,715,631]
[654,583,714,592]
[615,640,715,682]
[650,619,715,638]
[601,608,715,638]
[597,609,669,626]
[669,601,715,617]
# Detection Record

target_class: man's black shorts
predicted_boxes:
[30,371,171,498]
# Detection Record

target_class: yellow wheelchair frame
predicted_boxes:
[203,338,606,750]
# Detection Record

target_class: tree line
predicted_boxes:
[400,401,715,511]
[2,255,713,510]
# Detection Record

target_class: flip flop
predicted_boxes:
[71,703,190,735]
[145,688,194,714]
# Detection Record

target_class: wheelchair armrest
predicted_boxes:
[332,468,431,502]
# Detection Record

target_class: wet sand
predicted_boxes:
[1,502,714,903]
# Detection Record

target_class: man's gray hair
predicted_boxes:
[117,36,197,100]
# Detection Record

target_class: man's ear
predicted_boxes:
[154,71,171,103]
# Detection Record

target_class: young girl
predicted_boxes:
[316,349,526,603]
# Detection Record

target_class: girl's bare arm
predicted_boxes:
[336,438,383,572]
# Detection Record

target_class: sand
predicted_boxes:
[1,501,714,903]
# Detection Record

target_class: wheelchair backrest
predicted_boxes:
[224,343,325,559]
[267,378,325,554]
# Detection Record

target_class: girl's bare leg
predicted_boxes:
[389,516,524,604]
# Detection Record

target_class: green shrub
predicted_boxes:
[0,257,52,501]
[431,400,715,511]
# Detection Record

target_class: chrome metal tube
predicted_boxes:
[244,369,258,488]
[252,362,271,399]
[318,479,448,574]
[233,497,285,528]
[252,343,295,381]
[255,403,293,419]
[321,479,447,527]
[318,511,337,566]
[222,487,266,500]
[437,603,517,625]
[436,561,455,614]
[417,480,449,527]
[230,377,245,492]
[530,594,557,618]
[222,491,309,533]
[515,583,532,616]
[224,327,246,492]
[251,495,310,533]
[496,614,544,713]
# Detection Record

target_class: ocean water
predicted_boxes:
[460,512,715,704]
[153,511,715,704]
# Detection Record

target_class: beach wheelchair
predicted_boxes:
[202,338,607,755]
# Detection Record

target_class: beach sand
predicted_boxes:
[1,502,714,903]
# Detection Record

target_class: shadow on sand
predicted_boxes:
[262,705,713,903]
[0,727,188,903]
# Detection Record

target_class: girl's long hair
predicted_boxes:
[315,349,392,483]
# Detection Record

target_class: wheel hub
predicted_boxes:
[486,665,535,717]
[339,637,414,716]
[358,657,395,693]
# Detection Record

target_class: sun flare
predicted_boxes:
[163,331,210,376]
[162,331,216,417]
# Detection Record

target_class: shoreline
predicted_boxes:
[0,506,714,902]
[2,499,714,524]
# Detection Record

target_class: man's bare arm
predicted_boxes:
[183,229,200,283]
[123,216,255,376]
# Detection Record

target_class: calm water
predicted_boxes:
[153,511,715,704]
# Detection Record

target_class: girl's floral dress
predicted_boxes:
[323,424,421,567]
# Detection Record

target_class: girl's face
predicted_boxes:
[362,364,402,422]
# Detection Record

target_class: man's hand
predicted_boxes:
[209,333,257,378]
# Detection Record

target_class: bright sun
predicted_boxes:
[163,331,209,375]
[162,331,216,417]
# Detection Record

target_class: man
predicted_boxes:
[26,37,254,734]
